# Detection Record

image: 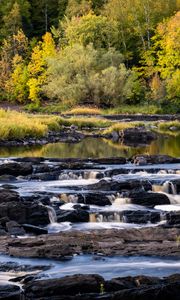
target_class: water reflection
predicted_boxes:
[0,135,179,158]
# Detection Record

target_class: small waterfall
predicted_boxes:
[90,212,124,223]
[154,181,177,195]
[84,171,100,179]
[46,206,57,224]
[113,197,131,205]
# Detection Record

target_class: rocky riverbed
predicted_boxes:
[0,154,180,299]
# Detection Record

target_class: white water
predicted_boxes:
[46,206,57,223]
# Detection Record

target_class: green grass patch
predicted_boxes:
[156,121,180,136]
[103,121,144,134]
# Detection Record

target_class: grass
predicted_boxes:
[0,109,61,140]
[58,116,112,129]
[63,106,102,115]
[103,105,162,115]
[103,121,144,134]
[156,120,180,136]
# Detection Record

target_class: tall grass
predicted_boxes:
[63,107,102,115]
[0,109,60,140]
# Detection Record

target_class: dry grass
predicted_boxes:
[63,107,102,115]
[0,109,60,140]
[103,122,144,134]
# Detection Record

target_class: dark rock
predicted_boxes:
[120,127,156,144]
[22,224,48,235]
[14,157,45,163]
[133,155,180,165]
[167,212,180,225]
[0,284,21,300]
[0,175,17,182]
[57,209,89,223]
[0,162,33,176]
[85,179,152,192]
[128,191,170,207]
[0,189,20,203]
[78,193,112,206]
[0,201,49,226]
[6,221,25,236]
[25,274,104,299]
[122,210,160,224]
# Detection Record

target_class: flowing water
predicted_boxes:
[0,133,180,287]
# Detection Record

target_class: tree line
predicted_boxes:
[0,0,179,111]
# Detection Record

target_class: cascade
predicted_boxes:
[46,206,57,223]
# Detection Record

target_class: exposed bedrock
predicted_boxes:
[0,227,179,259]
[24,273,180,300]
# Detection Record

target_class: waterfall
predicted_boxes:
[162,181,177,195]
[84,171,99,179]
[46,206,57,224]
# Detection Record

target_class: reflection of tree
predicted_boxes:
[0,135,179,158]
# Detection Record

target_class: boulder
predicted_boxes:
[0,162,33,176]
[0,189,20,204]
[0,284,22,300]
[78,193,112,206]
[57,209,89,223]
[128,191,170,207]
[6,221,25,235]
[133,155,180,165]
[25,274,104,299]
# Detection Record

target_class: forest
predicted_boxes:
[0,0,179,113]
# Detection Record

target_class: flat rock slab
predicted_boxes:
[0,227,180,259]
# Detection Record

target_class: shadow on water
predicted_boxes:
[0,135,179,158]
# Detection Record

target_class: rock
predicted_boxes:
[85,179,152,192]
[134,156,147,165]
[0,162,33,176]
[128,191,170,207]
[22,224,48,235]
[0,201,49,226]
[167,212,180,225]
[0,284,22,300]
[0,175,17,182]
[25,274,104,299]
[133,155,180,165]
[120,127,156,144]
[6,221,25,236]
[57,209,89,223]
[78,193,112,206]
[0,189,20,204]
[90,157,126,164]
[122,210,160,224]
[14,157,45,163]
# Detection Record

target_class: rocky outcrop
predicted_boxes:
[25,274,104,299]
[2,227,180,259]
[57,209,89,223]
[0,284,21,300]
[133,155,180,165]
[0,162,32,176]
[128,191,170,207]
[23,274,180,300]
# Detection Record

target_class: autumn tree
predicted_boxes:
[27,32,56,103]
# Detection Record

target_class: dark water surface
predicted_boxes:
[0,135,179,158]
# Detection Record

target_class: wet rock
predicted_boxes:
[25,274,104,299]
[120,127,156,144]
[78,193,112,206]
[122,210,160,224]
[0,201,49,226]
[22,224,48,235]
[132,155,180,165]
[85,179,152,192]
[0,175,17,182]
[0,284,21,300]
[90,157,126,164]
[57,209,89,223]
[14,157,45,163]
[0,162,33,176]
[0,189,20,203]
[167,212,180,225]
[6,221,25,236]
[128,191,170,207]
